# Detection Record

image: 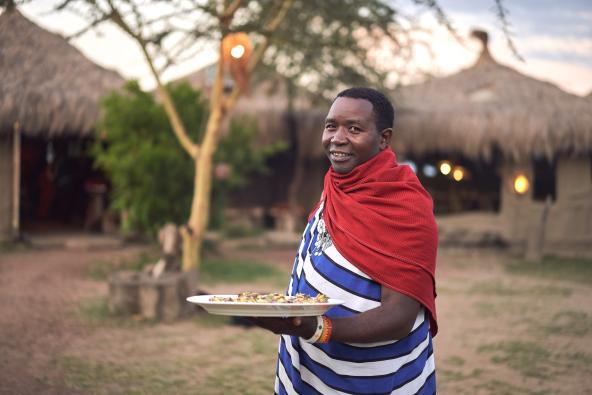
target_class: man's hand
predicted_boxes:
[248,316,318,339]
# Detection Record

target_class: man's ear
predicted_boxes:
[379,128,393,150]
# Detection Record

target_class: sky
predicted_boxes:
[17,0,592,96]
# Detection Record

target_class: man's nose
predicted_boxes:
[331,126,348,144]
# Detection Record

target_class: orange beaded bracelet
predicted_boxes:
[317,316,333,343]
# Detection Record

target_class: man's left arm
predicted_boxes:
[250,286,420,343]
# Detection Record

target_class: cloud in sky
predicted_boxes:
[16,0,592,96]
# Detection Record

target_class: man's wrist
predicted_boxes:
[303,316,324,343]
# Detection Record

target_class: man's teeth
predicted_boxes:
[332,152,351,158]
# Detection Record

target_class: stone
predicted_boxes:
[138,272,192,322]
[108,271,141,315]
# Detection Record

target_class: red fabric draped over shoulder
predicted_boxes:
[320,148,439,336]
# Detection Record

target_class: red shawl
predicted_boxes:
[318,148,438,336]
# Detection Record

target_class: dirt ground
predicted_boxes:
[1,240,591,395]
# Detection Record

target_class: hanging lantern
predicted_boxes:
[221,32,253,93]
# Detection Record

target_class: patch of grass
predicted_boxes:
[439,368,482,382]
[201,258,287,286]
[468,281,572,297]
[477,340,592,380]
[438,357,481,383]
[222,224,265,239]
[505,256,592,284]
[192,331,277,394]
[249,332,278,356]
[564,351,592,370]
[538,311,592,336]
[0,240,30,253]
[193,313,230,328]
[473,379,552,395]
[472,301,505,317]
[443,355,465,367]
[478,341,553,379]
[88,251,159,280]
[200,362,274,394]
[78,297,112,324]
[48,355,192,395]
[77,297,154,328]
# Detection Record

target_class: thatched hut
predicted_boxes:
[395,31,592,257]
[0,7,124,240]
[179,65,328,230]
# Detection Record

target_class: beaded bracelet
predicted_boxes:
[317,316,333,344]
[304,316,324,344]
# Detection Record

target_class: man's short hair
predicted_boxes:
[335,87,394,132]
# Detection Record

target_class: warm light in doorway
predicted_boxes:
[513,174,530,195]
[439,161,452,175]
[452,167,465,181]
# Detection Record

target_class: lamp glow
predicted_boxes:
[452,167,464,181]
[422,164,437,178]
[513,174,529,195]
[230,44,246,59]
[439,161,452,175]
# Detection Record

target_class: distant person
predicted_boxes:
[83,172,108,232]
[251,87,439,394]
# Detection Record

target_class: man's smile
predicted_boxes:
[329,151,353,161]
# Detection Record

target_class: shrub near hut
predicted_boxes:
[93,81,284,236]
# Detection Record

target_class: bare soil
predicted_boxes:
[1,241,591,394]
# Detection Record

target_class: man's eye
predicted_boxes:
[349,126,361,133]
[325,124,336,129]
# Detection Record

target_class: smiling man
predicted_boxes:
[252,87,439,394]
[323,91,390,174]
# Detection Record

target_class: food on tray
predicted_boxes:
[209,292,329,304]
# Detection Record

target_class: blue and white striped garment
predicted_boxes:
[275,204,436,395]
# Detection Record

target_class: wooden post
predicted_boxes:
[525,196,552,262]
[12,121,20,238]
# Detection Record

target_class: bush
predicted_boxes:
[93,81,284,235]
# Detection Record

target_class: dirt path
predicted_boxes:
[0,246,149,394]
[1,243,591,394]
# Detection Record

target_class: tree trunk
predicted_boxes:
[174,1,294,272]
[181,75,224,272]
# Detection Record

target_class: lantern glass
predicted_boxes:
[230,44,245,59]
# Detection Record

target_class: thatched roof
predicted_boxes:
[0,8,125,136]
[179,65,327,159]
[393,30,592,161]
[231,80,327,160]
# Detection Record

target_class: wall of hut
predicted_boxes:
[0,133,14,241]
[500,155,592,258]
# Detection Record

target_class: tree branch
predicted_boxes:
[220,0,242,22]
[105,0,199,158]
[493,0,524,61]
[223,0,294,112]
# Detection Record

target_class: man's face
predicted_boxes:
[322,97,390,174]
